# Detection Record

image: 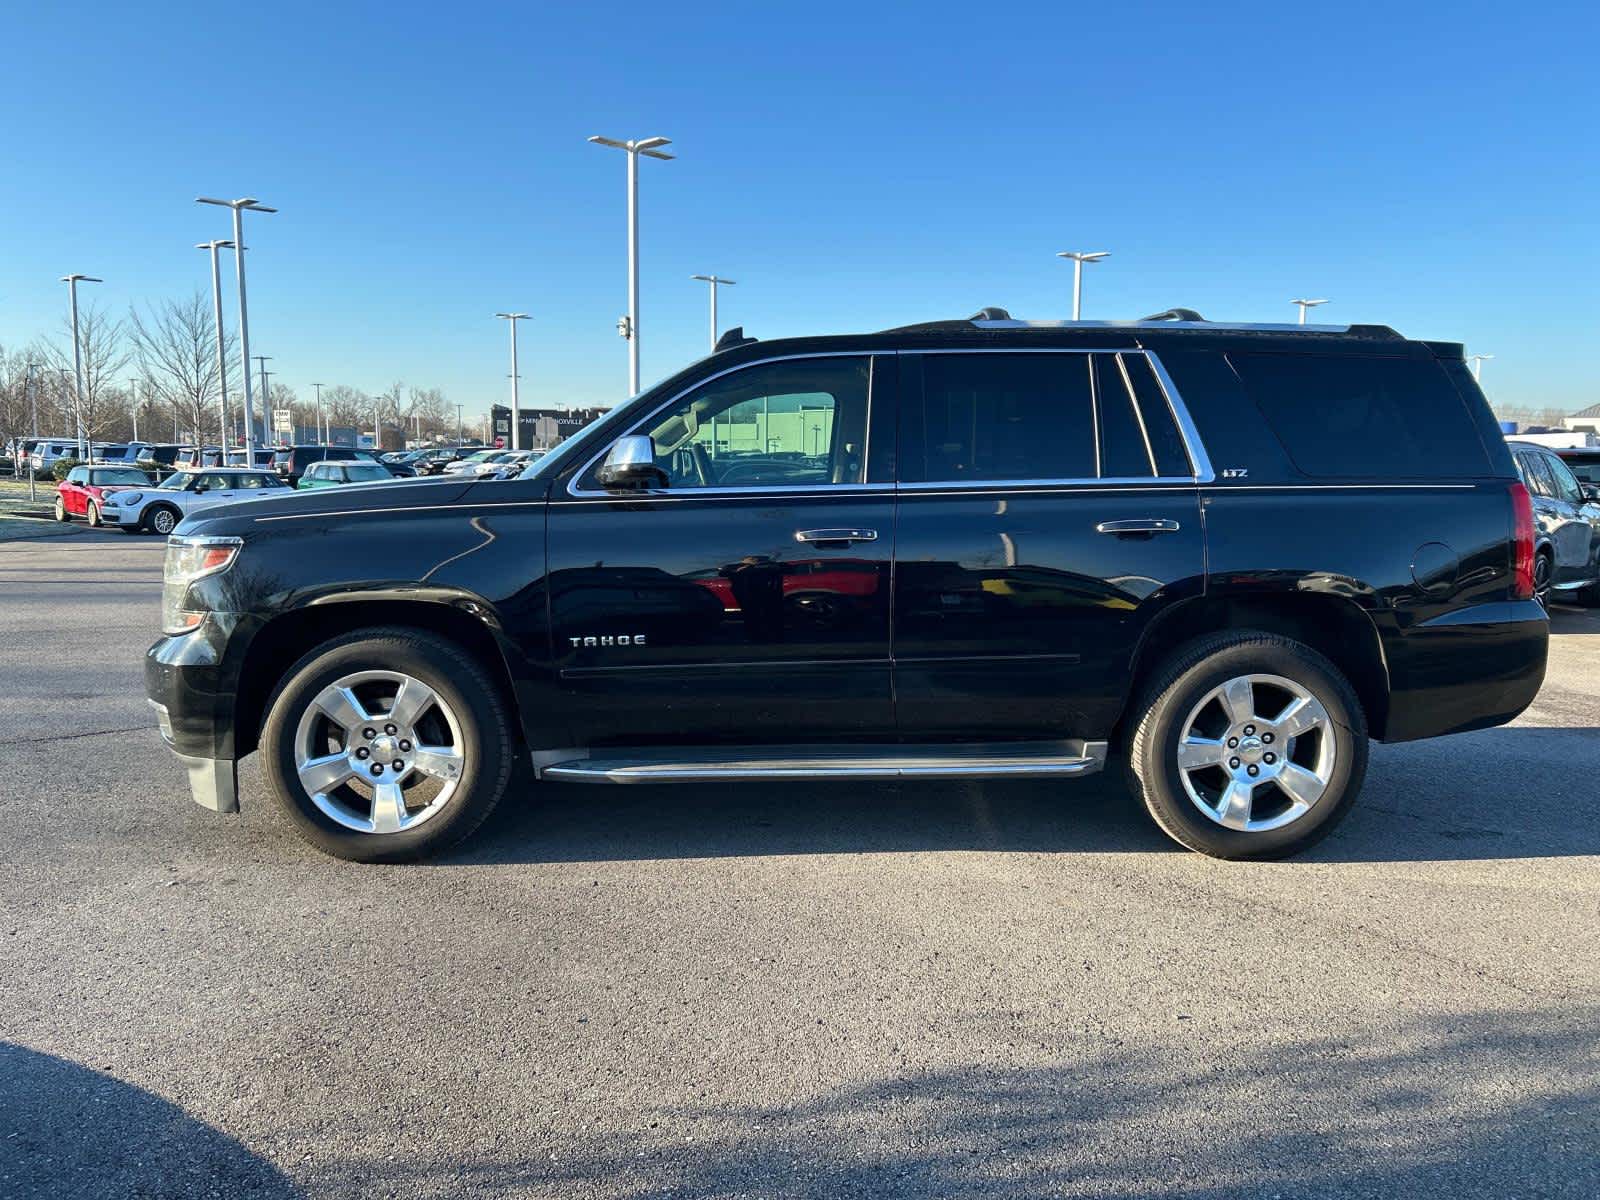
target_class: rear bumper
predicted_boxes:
[1382,600,1549,742]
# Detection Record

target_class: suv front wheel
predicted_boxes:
[261,628,515,862]
[1128,631,1368,860]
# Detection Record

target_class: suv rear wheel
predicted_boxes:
[1128,631,1367,860]
[261,628,514,862]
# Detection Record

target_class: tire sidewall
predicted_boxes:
[87,501,100,527]
[54,497,68,521]
[261,633,511,862]
[146,506,178,535]
[1134,637,1367,860]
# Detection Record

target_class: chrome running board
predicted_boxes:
[537,740,1107,784]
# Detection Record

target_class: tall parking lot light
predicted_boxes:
[197,197,276,457]
[254,355,273,442]
[61,273,102,460]
[311,382,325,443]
[496,313,530,450]
[691,275,737,351]
[197,239,234,450]
[588,135,674,395]
[456,403,464,446]
[1469,354,1494,382]
[1056,252,1108,320]
[1292,298,1329,325]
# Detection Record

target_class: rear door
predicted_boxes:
[893,349,1206,738]
[1519,449,1590,584]
[1538,451,1598,585]
[546,353,896,745]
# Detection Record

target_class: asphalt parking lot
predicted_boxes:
[2,530,1597,1199]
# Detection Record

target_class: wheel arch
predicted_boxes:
[233,598,527,759]
[1118,590,1391,744]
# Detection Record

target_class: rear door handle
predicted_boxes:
[795,528,879,546]
[1095,518,1180,536]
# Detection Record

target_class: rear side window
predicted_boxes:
[1562,455,1600,484]
[1230,353,1492,479]
[919,354,1096,481]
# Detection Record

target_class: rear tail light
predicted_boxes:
[1510,481,1535,600]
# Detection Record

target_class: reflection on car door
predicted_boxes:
[893,350,1206,738]
[545,354,896,745]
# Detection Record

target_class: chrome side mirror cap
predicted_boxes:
[597,434,666,490]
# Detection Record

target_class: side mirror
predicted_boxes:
[1582,484,1600,503]
[597,435,666,489]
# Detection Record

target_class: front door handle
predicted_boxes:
[795,528,878,546]
[1095,518,1180,536]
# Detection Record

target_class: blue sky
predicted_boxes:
[3,0,1595,418]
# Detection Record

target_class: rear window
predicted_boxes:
[1230,353,1492,479]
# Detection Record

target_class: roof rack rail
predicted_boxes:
[1140,307,1206,322]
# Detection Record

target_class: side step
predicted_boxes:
[537,740,1108,784]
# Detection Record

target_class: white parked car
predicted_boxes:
[442,449,511,476]
[99,467,291,535]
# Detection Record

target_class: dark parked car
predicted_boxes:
[147,310,1547,864]
[1508,441,1600,604]
[270,444,380,486]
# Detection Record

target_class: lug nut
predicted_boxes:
[1247,764,1259,777]
[384,723,398,736]
[398,739,412,752]
[392,759,405,771]
[1264,753,1276,765]
[1262,732,1275,744]
[1227,737,1239,748]
[355,747,370,760]
[1243,724,1256,736]
[1229,757,1241,769]
[370,763,384,777]
[362,727,376,740]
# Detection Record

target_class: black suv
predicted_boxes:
[270,444,379,486]
[146,312,1547,862]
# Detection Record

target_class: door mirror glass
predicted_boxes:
[1582,483,1600,503]
[597,435,666,489]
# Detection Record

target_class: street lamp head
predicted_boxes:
[589,134,675,159]
[1291,298,1329,307]
[1056,251,1109,264]
[196,196,277,213]
[495,312,530,321]
[60,274,104,283]
[195,239,236,250]
[692,274,737,285]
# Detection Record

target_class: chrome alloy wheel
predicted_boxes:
[1175,673,1335,833]
[292,670,465,835]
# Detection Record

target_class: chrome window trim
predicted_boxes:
[1112,352,1160,477]
[565,345,1217,499]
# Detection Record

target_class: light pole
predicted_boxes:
[61,274,102,460]
[196,239,234,451]
[1469,354,1494,382]
[456,403,464,446]
[690,275,737,351]
[495,313,530,450]
[588,135,674,394]
[1056,252,1108,320]
[311,382,325,443]
[1291,298,1329,325]
[253,355,273,444]
[128,377,140,442]
[197,196,276,457]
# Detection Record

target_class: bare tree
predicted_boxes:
[51,306,131,452]
[321,385,371,439]
[129,292,234,446]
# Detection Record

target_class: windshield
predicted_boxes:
[91,468,149,485]
[160,472,195,490]
[345,464,392,482]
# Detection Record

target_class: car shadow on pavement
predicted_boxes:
[446,726,1600,867]
[0,1043,299,1198]
[295,1004,1600,1199]
[1547,604,1600,633]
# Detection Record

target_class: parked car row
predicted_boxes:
[1507,441,1600,605]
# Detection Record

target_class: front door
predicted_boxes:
[892,349,1206,738]
[546,354,897,746]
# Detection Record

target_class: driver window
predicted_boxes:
[638,357,870,489]
[1544,453,1584,505]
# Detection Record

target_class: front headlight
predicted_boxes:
[112,491,144,506]
[161,535,243,635]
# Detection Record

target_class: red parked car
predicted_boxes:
[55,465,152,526]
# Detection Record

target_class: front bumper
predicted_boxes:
[102,504,140,526]
[146,616,250,813]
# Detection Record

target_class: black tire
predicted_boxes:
[260,627,515,862]
[144,504,180,536]
[86,500,101,527]
[1533,549,1554,610]
[1126,630,1368,861]
[53,496,69,522]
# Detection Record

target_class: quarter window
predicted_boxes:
[608,357,871,489]
[1543,453,1584,504]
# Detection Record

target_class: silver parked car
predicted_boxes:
[98,467,290,535]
